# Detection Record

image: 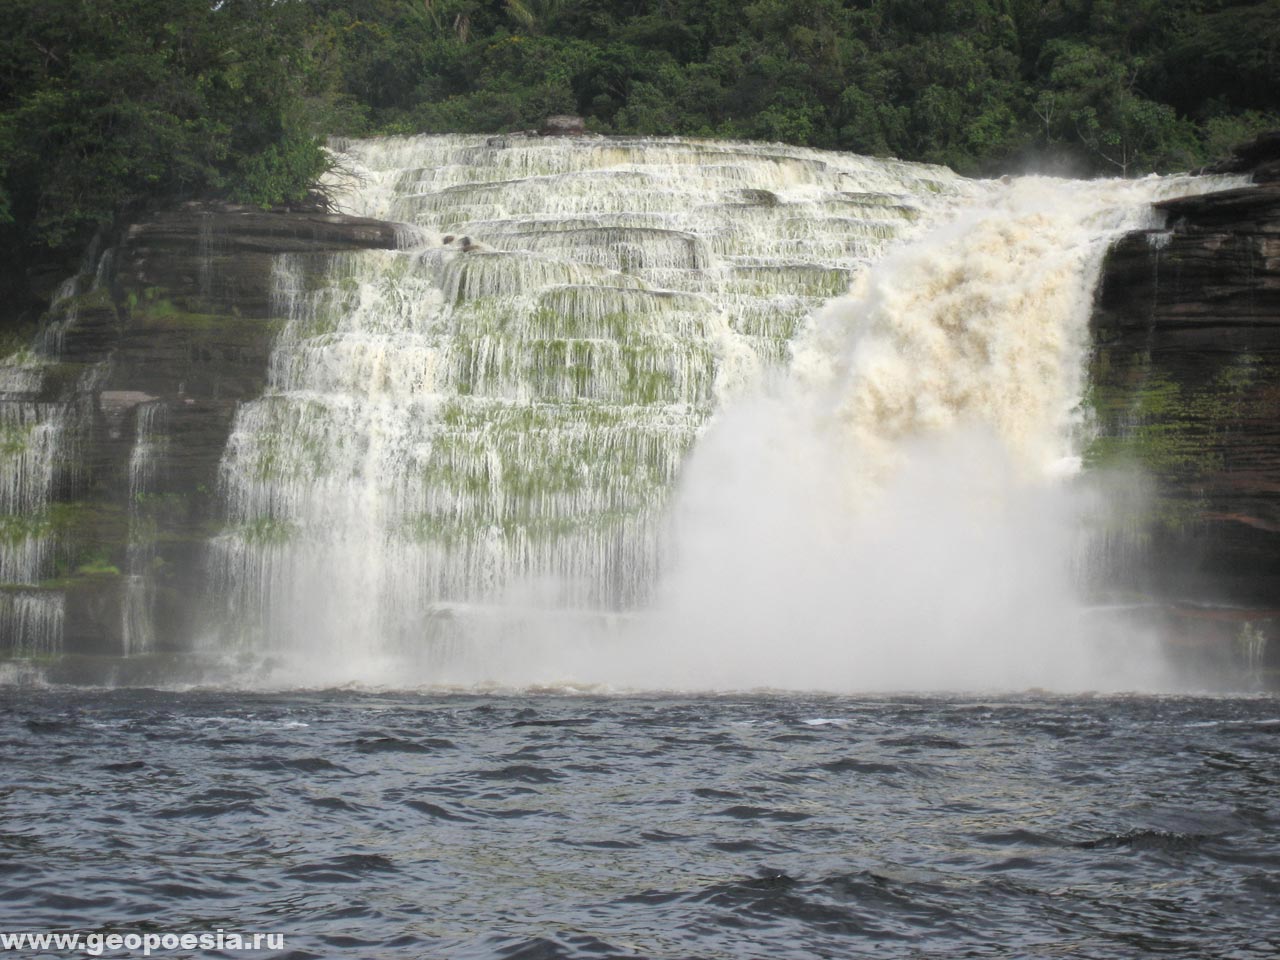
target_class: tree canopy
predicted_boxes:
[0,1,331,250]
[1,0,1276,313]
[308,0,1275,177]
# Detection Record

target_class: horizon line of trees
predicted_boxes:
[1,0,1276,321]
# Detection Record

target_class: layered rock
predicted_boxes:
[5,134,1277,686]
[0,204,402,659]
[1090,144,1280,676]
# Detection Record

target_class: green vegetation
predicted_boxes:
[1084,359,1216,477]
[0,0,329,245]
[232,517,298,546]
[130,295,237,331]
[303,0,1275,177]
[74,552,122,577]
[1,0,1276,325]
[0,0,331,318]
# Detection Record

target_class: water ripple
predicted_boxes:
[0,690,1276,959]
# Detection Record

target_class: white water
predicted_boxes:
[0,250,118,659]
[626,176,1233,692]
[0,285,82,656]
[122,401,167,656]
[210,134,1241,691]
[210,135,972,669]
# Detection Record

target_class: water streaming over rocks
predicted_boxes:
[121,401,167,656]
[205,135,1242,688]
[0,270,102,657]
[0,135,1249,684]
[640,173,1248,693]
[0,138,1274,960]
[209,136,981,667]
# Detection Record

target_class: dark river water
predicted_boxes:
[1,689,1277,959]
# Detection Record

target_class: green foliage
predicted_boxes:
[230,130,332,208]
[0,0,1274,308]
[75,552,122,577]
[290,0,1273,178]
[0,0,329,262]
[1083,348,1279,529]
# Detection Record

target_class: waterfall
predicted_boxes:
[0,377,68,655]
[206,135,1241,689]
[639,175,1239,692]
[122,401,167,656]
[209,135,974,674]
[0,276,88,658]
[0,242,130,661]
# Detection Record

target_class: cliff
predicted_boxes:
[0,204,402,670]
[1091,133,1280,678]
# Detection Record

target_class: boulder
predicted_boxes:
[539,115,586,137]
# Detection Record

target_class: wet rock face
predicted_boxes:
[118,203,403,318]
[9,204,402,657]
[1090,183,1280,607]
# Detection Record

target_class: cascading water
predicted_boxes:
[121,401,167,656]
[0,245,136,664]
[0,359,69,658]
[210,136,972,678]
[209,134,1238,690]
[631,176,1238,692]
[0,272,93,658]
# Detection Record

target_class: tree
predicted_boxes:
[1036,38,1197,174]
[0,0,327,257]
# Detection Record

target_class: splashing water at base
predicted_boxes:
[208,136,973,681]
[622,176,1211,692]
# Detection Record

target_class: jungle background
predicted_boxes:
[1,0,1276,325]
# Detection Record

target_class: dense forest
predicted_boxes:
[1,0,1276,322]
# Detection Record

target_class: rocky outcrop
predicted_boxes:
[1199,129,1280,182]
[0,203,403,658]
[540,114,587,137]
[1091,154,1280,678]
